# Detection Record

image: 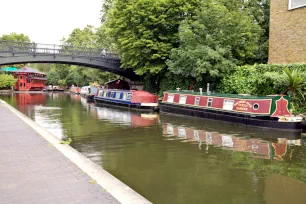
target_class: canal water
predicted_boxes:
[1,93,306,204]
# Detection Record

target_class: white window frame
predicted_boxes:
[207,98,213,107]
[223,99,234,110]
[194,97,200,106]
[179,95,187,104]
[288,0,306,10]
[115,92,121,99]
[167,94,174,103]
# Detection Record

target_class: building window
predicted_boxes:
[289,0,306,10]
[194,97,200,106]
[20,76,22,80]
[20,83,23,87]
[223,99,234,110]
[24,83,26,87]
[179,95,187,104]
[167,94,174,102]
[207,98,213,107]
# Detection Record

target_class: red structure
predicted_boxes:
[12,67,46,91]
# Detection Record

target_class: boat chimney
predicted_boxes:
[207,83,210,95]
[199,88,203,95]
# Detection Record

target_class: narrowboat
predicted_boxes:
[94,89,159,111]
[80,86,99,101]
[160,90,303,131]
[70,86,80,94]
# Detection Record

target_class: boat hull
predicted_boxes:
[160,102,301,131]
[95,97,158,111]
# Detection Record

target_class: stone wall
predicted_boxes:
[269,0,306,64]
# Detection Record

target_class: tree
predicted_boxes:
[0,33,31,42]
[101,0,114,23]
[166,0,262,82]
[106,0,201,75]
[0,74,16,90]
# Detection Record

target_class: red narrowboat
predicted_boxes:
[70,86,81,94]
[160,90,303,131]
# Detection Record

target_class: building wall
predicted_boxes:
[269,0,306,64]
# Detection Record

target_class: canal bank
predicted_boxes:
[0,99,151,204]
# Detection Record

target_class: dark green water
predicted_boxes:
[2,93,306,204]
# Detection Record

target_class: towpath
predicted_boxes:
[0,101,120,204]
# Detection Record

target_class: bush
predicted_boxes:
[0,74,16,90]
[217,63,306,114]
[218,63,306,95]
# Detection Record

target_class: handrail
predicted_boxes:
[0,40,119,59]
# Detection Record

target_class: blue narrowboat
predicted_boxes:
[94,89,159,111]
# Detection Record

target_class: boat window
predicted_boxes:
[122,93,127,100]
[107,92,111,97]
[116,92,121,99]
[167,94,174,102]
[207,98,213,107]
[223,99,234,110]
[110,92,115,98]
[103,92,107,97]
[179,95,187,104]
[194,97,200,106]
[253,103,259,110]
[127,93,132,100]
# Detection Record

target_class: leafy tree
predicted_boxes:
[166,0,262,83]
[0,74,16,90]
[101,0,114,23]
[0,33,31,69]
[106,0,201,75]
[46,70,61,86]
[0,33,31,42]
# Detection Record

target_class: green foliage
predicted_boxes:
[0,32,31,42]
[60,137,72,145]
[218,64,306,113]
[0,74,16,90]
[106,0,201,75]
[166,0,262,83]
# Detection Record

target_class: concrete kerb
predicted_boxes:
[0,99,152,204]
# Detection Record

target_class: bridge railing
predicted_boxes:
[0,40,119,59]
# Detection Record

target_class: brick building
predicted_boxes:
[269,0,306,64]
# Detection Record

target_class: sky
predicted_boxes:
[0,0,102,44]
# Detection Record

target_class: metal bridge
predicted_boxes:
[0,40,139,80]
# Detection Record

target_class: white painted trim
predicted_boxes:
[288,0,306,10]
[141,103,158,107]
[0,100,151,204]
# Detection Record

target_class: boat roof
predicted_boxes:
[12,67,46,75]
[165,90,284,99]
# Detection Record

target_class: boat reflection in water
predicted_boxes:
[162,115,302,161]
[95,105,159,127]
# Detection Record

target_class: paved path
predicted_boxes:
[0,103,120,204]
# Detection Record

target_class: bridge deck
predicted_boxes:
[0,102,120,204]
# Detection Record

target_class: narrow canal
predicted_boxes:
[1,93,306,204]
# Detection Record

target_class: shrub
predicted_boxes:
[0,74,16,90]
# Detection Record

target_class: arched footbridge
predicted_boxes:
[0,40,139,80]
